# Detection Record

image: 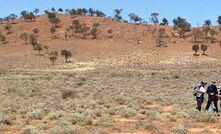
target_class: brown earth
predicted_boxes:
[0,14,221,134]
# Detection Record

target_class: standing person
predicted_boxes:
[196,82,207,111]
[217,86,221,111]
[205,81,219,113]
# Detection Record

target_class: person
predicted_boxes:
[217,86,221,110]
[205,81,219,113]
[195,82,207,111]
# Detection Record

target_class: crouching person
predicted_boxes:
[196,82,207,111]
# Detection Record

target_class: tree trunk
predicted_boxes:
[65,57,68,62]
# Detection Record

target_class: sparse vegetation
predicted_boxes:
[91,23,100,39]
[29,33,37,45]
[33,43,43,55]
[0,33,6,44]
[114,9,123,21]
[20,11,35,22]
[209,29,217,43]
[19,32,29,44]
[1,6,221,134]
[4,23,12,34]
[192,29,203,43]
[192,44,199,55]
[173,17,191,38]
[61,49,72,62]
[128,13,142,23]
[156,28,168,47]
[50,26,56,39]
[150,12,159,25]
[107,29,113,38]
[48,51,58,65]
[160,17,169,26]
[200,44,208,55]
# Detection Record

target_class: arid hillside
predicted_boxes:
[0,14,221,69]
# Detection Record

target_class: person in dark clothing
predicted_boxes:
[205,81,219,113]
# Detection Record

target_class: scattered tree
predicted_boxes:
[160,18,169,26]
[69,9,77,18]
[88,8,95,16]
[19,32,29,44]
[91,24,100,39]
[128,13,142,23]
[8,13,18,24]
[33,28,39,35]
[200,44,208,55]
[204,20,212,27]
[48,51,58,65]
[82,8,88,15]
[192,44,199,55]
[79,23,89,39]
[61,49,72,62]
[192,29,203,43]
[49,17,61,27]
[156,28,168,47]
[33,43,43,55]
[47,12,56,20]
[51,7,56,13]
[114,9,123,21]
[29,34,37,45]
[64,31,68,40]
[203,26,210,42]
[71,20,81,37]
[107,29,113,38]
[33,9,40,16]
[43,45,49,53]
[20,11,35,22]
[50,26,56,39]
[173,17,191,38]
[95,10,106,17]
[210,29,217,43]
[217,16,221,25]
[0,18,4,24]
[58,8,63,13]
[150,12,159,25]
[4,23,12,34]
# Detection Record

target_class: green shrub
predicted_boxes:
[172,124,188,134]
[146,110,161,120]
[61,90,77,99]
[96,116,114,126]
[69,113,93,126]
[47,111,63,120]
[192,44,199,55]
[200,44,208,55]
[0,114,13,125]
[194,112,216,123]
[26,109,45,120]
[121,107,137,118]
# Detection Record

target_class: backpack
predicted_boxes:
[193,86,197,96]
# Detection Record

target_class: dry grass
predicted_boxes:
[0,60,221,134]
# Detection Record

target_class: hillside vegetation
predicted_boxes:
[0,8,221,134]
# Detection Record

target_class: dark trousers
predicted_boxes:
[196,97,203,111]
[205,96,219,113]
